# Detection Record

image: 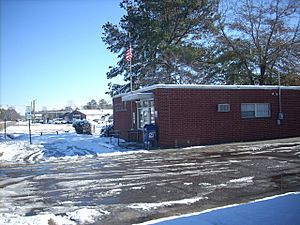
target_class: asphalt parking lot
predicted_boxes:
[1,137,300,224]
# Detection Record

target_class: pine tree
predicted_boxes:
[102,0,219,96]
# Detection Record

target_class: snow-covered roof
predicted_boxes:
[78,109,113,116]
[122,92,154,101]
[115,84,300,99]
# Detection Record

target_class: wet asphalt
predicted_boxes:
[1,137,300,225]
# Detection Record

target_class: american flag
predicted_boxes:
[125,47,132,62]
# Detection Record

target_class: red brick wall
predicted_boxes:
[113,97,139,141]
[153,88,300,148]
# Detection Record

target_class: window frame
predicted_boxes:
[137,99,155,128]
[241,103,271,119]
[218,104,230,113]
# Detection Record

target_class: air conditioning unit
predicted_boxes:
[218,104,230,112]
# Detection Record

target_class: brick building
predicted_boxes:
[113,84,300,148]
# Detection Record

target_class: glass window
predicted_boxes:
[137,99,155,128]
[256,103,270,117]
[241,103,270,118]
[241,104,255,118]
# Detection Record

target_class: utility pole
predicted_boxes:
[31,99,36,123]
[26,105,32,144]
[28,118,32,144]
[4,116,7,140]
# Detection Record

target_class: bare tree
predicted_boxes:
[0,107,21,121]
[216,0,300,85]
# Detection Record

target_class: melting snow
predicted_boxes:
[0,207,110,225]
[129,197,206,211]
[0,124,146,163]
[229,176,253,183]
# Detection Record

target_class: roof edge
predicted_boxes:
[113,84,300,99]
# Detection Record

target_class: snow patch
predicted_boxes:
[182,146,205,150]
[0,213,76,225]
[0,124,147,163]
[66,208,109,224]
[129,197,205,211]
[229,176,253,183]
[0,207,110,225]
[130,186,145,190]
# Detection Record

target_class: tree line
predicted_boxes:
[102,0,300,96]
[82,99,112,110]
[0,107,21,121]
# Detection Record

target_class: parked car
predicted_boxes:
[61,120,67,124]
[72,120,92,135]
[51,118,62,124]
[67,120,74,124]
[100,125,114,137]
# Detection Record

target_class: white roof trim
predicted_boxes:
[114,84,300,99]
[122,92,154,102]
[78,109,113,116]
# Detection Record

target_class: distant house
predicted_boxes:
[42,110,71,123]
[32,113,43,123]
[63,110,84,121]
[64,109,113,123]
[113,84,300,148]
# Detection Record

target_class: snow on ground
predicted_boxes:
[0,123,148,224]
[137,192,300,225]
[5,191,297,225]
[0,123,144,164]
[0,207,110,225]
[1,124,300,225]
[129,197,206,211]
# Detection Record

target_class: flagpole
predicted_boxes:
[127,32,134,129]
[130,53,132,92]
[129,32,133,92]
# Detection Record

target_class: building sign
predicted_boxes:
[25,106,32,120]
[25,112,32,120]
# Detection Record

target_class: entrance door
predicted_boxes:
[137,99,155,128]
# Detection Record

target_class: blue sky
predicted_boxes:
[0,0,124,113]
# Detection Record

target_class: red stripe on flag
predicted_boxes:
[125,47,132,62]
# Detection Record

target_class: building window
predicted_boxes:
[218,104,230,112]
[137,99,155,128]
[241,103,270,118]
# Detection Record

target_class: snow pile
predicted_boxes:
[0,213,75,225]
[0,124,144,163]
[0,141,44,163]
[5,123,73,134]
[66,208,110,224]
[0,207,109,225]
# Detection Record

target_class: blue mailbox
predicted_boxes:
[143,124,157,149]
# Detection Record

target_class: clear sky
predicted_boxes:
[0,0,125,113]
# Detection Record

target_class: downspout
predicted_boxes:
[277,72,283,125]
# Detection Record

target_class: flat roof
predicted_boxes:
[114,84,300,99]
[122,92,154,101]
[78,109,113,115]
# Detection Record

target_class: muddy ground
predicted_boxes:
[1,137,300,224]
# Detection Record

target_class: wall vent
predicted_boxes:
[218,104,230,112]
